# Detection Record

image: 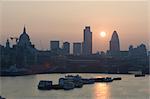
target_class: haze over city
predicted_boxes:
[0,1,150,99]
[0,0,149,53]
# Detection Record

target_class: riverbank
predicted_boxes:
[0,71,149,77]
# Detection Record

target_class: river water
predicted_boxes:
[0,74,149,99]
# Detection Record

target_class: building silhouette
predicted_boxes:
[82,26,92,55]
[0,26,149,74]
[110,31,120,52]
[128,44,147,58]
[3,26,38,67]
[16,26,37,66]
[73,42,82,56]
[62,42,70,55]
[18,27,34,48]
[50,41,59,51]
[6,39,10,49]
[108,31,120,57]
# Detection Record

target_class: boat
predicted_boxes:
[37,75,117,91]
[63,82,75,90]
[74,81,83,88]
[59,75,83,89]
[92,77,113,82]
[91,78,105,82]
[113,77,122,80]
[51,84,63,90]
[134,74,145,77]
[104,77,113,82]
[65,75,82,81]
[64,75,83,88]
[38,80,52,90]
[81,78,95,84]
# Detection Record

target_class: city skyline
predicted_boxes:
[1,26,149,53]
[0,1,149,99]
[0,1,149,52]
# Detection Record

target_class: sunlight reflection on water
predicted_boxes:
[94,83,110,99]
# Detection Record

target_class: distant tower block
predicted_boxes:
[63,42,70,55]
[50,41,60,51]
[73,42,82,56]
[109,31,120,52]
[82,26,92,55]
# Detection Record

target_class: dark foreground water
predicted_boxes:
[0,74,149,99]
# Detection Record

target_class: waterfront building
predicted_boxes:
[2,26,37,68]
[17,26,34,48]
[37,51,52,64]
[128,44,147,58]
[50,41,59,51]
[62,42,70,55]
[16,26,37,67]
[82,26,92,55]
[148,51,150,56]
[50,40,64,55]
[73,42,82,56]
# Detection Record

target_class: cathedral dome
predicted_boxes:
[18,26,31,46]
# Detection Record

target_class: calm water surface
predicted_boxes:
[0,74,149,99]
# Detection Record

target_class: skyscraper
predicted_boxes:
[62,42,70,55]
[82,26,92,55]
[73,42,82,56]
[109,31,120,52]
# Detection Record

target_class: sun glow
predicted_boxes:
[94,83,110,99]
[100,31,106,38]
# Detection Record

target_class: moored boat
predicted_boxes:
[113,77,122,80]
[134,74,145,77]
[63,82,75,90]
[51,84,63,90]
[38,80,52,90]
[59,75,83,88]
[92,77,113,82]
[81,78,95,84]
[104,77,113,82]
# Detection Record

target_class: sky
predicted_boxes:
[0,0,149,53]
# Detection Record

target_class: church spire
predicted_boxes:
[23,26,26,33]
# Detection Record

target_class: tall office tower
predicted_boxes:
[50,41,59,51]
[82,26,92,55]
[62,42,70,55]
[73,42,82,56]
[110,31,120,52]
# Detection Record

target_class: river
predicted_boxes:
[0,74,149,99]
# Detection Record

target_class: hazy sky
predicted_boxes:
[0,0,149,53]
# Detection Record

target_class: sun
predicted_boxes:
[100,31,106,38]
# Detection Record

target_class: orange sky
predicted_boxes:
[0,0,149,53]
